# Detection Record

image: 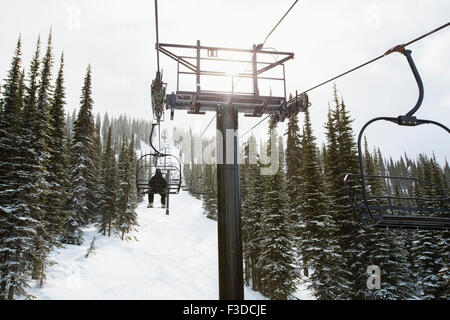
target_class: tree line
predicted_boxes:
[184,85,449,300]
[0,34,152,300]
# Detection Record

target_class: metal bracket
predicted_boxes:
[397,115,418,126]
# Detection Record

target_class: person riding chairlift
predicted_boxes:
[148,169,168,208]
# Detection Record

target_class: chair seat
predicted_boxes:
[373,215,450,231]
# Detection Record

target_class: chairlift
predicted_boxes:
[344,46,450,231]
[136,124,182,215]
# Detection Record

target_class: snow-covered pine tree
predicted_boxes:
[436,229,449,299]
[24,31,57,282]
[101,113,110,147]
[65,108,77,144]
[64,65,96,245]
[70,108,77,138]
[427,156,450,299]
[362,138,413,299]
[444,160,450,189]
[375,148,388,192]
[409,155,447,299]
[89,114,103,224]
[412,229,441,299]
[0,37,40,300]
[297,107,337,299]
[256,119,297,299]
[321,105,348,298]
[65,111,72,142]
[135,130,142,151]
[285,112,302,213]
[190,164,203,200]
[284,110,308,278]
[330,92,369,299]
[98,126,118,237]
[361,137,390,298]
[14,35,55,288]
[201,164,217,220]
[116,135,139,240]
[47,53,70,240]
[241,140,251,284]
[241,135,265,292]
[36,31,54,164]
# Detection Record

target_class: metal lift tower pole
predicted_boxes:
[216,105,244,300]
[161,41,308,300]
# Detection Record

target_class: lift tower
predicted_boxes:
[159,41,309,299]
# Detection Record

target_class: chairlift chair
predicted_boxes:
[344,46,450,231]
[136,124,182,215]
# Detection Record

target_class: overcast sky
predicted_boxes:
[1,0,449,164]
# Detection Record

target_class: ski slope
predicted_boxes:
[26,133,314,300]
[27,191,266,300]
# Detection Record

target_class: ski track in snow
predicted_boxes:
[27,191,266,300]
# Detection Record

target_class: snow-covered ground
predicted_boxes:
[26,134,314,300]
[27,191,267,300]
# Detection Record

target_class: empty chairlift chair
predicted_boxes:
[344,46,450,231]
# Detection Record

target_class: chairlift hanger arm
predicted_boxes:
[397,49,424,117]
[150,123,166,156]
[155,0,161,73]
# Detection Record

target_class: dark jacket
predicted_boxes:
[149,172,167,193]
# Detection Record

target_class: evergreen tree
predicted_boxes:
[241,135,265,292]
[241,140,251,284]
[47,53,70,239]
[331,92,368,299]
[98,126,118,237]
[257,120,297,299]
[363,139,413,299]
[28,31,57,282]
[0,37,39,299]
[89,113,103,224]
[285,112,302,223]
[412,229,441,299]
[35,31,54,170]
[102,113,110,145]
[436,230,449,299]
[284,111,308,282]
[444,160,450,189]
[116,135,139,240]
[321,105,349,298]
[297,107,338,299]
[64,65,96,244]
[201,164,217,220]
[409,155,447,299]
